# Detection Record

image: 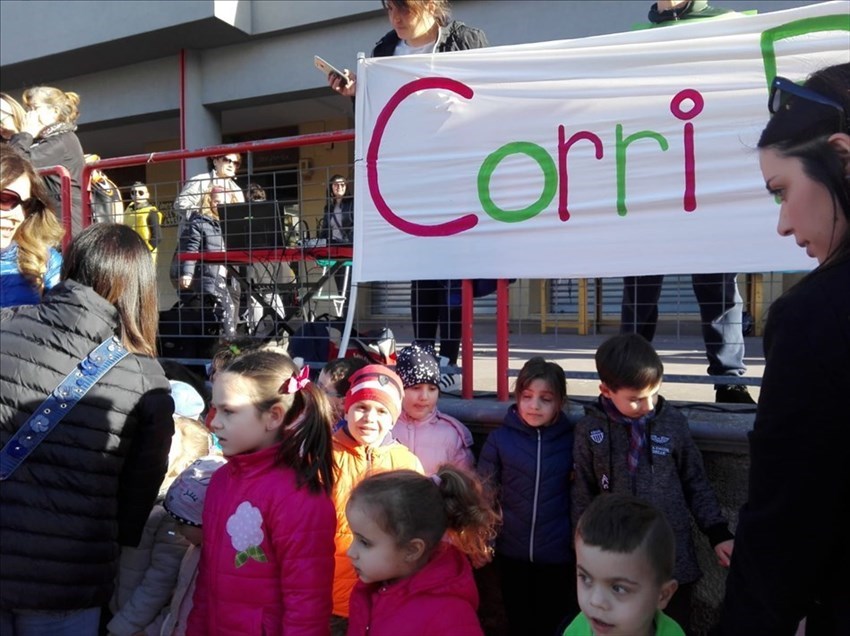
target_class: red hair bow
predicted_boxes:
[280,365,310,394]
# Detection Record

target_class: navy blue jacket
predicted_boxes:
[478,405,574,565]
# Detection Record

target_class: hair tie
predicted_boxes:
[430,474,442,487]
[280,365,310,394]
[229,344,241,355]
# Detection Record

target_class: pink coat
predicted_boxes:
[347,543,483,636]
[392,409,475,475]
[185,444,335,636]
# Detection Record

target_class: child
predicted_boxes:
[345,466,501,636]
[477,356,577,636]
[160,456,227,636]
[107,417,214,636]
[564,493,682,636]
[572,333,734,631]
[186,350,337,635]
[392,343,475,474]
[317,356,368,430]
[331,364,424,634]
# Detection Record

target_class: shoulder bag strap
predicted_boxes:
[0,336,129,481]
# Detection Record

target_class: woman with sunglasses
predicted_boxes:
[0,145,64,308]
[172,153,245,237]
[718,63,850,635]
[8,86,86,236]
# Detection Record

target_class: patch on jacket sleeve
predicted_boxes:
[650,434,670,444]
[227,501,268,568]
[589,428,604,444]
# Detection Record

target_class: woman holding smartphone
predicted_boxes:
[328,0,487,392]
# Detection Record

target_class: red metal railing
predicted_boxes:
[38,165,72,250]
[83,130,512,401]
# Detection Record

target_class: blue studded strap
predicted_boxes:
[0,336,129,481]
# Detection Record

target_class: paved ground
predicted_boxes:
[391,322,765,404]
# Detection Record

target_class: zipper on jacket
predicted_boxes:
[529,429,542,562]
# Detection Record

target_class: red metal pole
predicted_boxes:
[179,49,187,182]
[496,278,510,401]
[39,165,73,248]
[461,279,474,399]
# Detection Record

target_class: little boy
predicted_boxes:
[572,334,733,631]
[330,365,424,634]
[159,456,227,636]
[564,493,683,636]
[392,343,475,474]
[317,356,368,430]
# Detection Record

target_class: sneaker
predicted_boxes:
[438,373,462,396]
[715,384,755,404]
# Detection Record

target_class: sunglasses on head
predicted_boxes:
[769,76,847,132]
[0,189,39,214]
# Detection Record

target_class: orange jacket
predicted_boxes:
[331,427,424,617]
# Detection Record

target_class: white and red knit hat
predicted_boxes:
[343,364,404,420]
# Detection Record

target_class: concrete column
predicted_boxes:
[181,49,221,178]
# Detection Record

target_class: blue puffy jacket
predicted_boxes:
[478,405,575,564]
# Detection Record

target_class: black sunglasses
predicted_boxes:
[0,189,39,215]
[131,189,147,196]
[769,76,847,132]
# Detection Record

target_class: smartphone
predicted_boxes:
[314,55,350,86]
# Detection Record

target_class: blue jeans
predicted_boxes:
[620,273,746,379]
[0,607,100,636]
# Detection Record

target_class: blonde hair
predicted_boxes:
[161,416,217,494]
[1,92,26,134]
[22,86,81,124]
[199,184,239,221]
[0,146,64,296]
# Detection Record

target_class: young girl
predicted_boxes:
[107,418,215,636]
[392,343,475,474]
[477,357,577,636]
[345,466,500,636]
[186,350,337,636]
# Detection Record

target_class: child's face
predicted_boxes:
[402,383,439,421]
[517,378,561,427]
[345,399,395,447]
[575,535,677,636]
[346,499,417,585]
[178,523,204,546]
[317,370,345,421]
[600,382,661,419]
[209,372,281,457]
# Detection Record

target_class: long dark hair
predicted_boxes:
[60,223,158,356]
[224,350,335,495]
[758,63,850,270]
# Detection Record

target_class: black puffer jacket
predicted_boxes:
[0,280,174,611]
[175,211,228,297]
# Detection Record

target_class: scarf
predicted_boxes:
[600,396,656,475]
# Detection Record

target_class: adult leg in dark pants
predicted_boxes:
[497,554,578,636]
[411,279,441,349]
[620,275,664,340]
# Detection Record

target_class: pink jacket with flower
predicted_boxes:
[392,409,475,475]
[185,444,335,636]
[347,543,483,636]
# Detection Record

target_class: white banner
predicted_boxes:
[352,1,849,282]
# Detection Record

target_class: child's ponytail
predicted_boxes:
[433,464,501,567]
[223,351,335,495]
[277,375,336,496]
